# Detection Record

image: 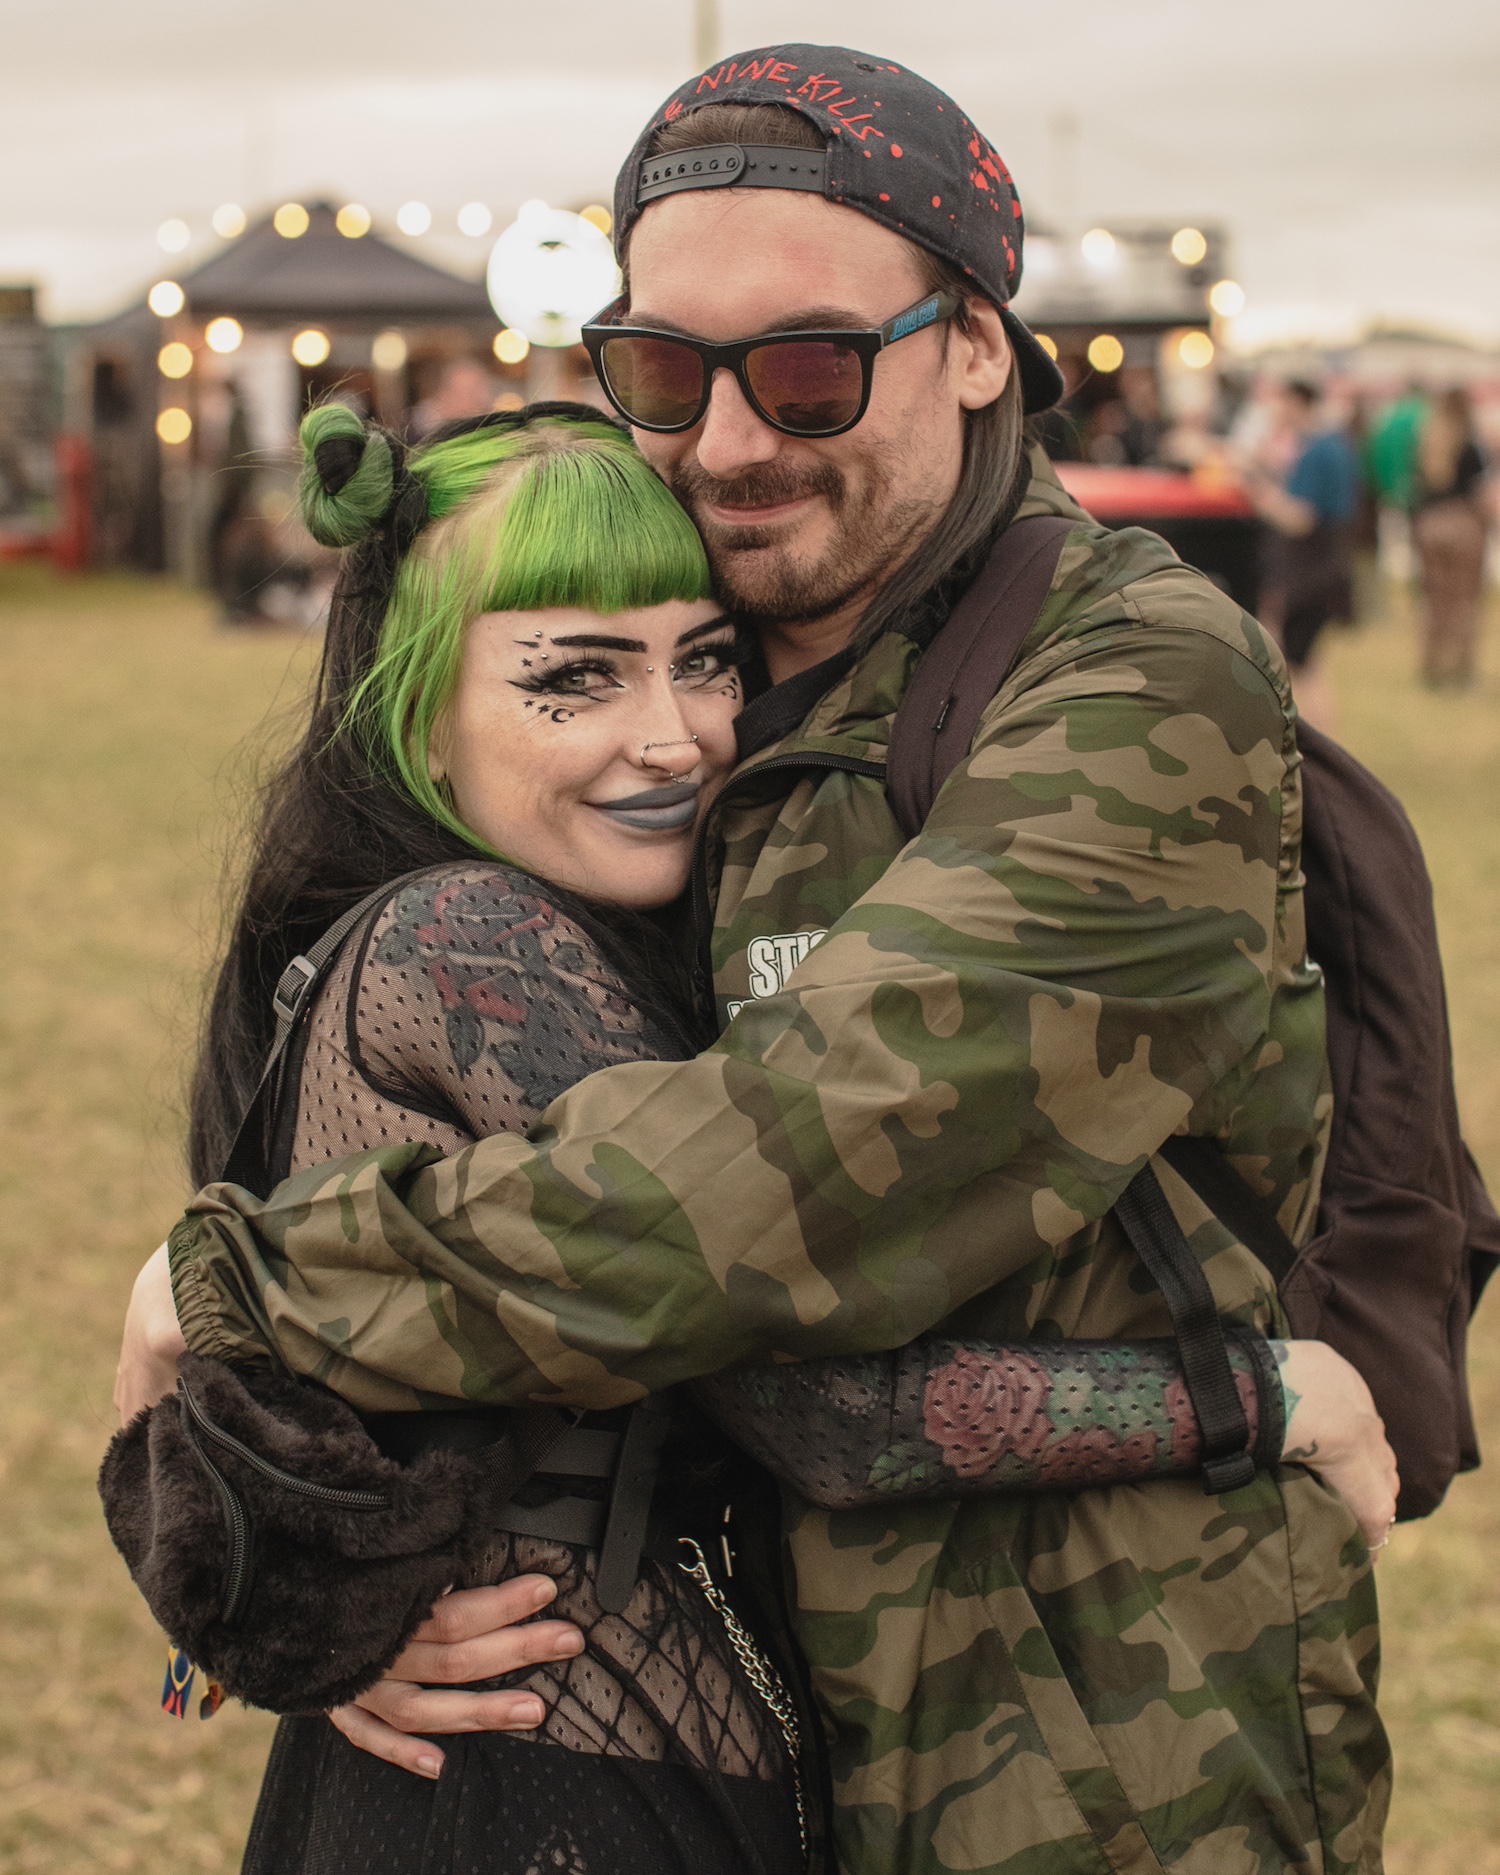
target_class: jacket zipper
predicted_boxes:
[179,1404,256,1625]
[690,751,887,1026]
[179,1381,392,1509]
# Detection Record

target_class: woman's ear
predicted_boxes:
[426,711,452,785]
[955,302,1014,412]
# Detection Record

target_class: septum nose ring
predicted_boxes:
[639,735,700,769]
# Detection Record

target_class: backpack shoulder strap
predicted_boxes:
[219,866,443,1194]
[886,513,1075,841]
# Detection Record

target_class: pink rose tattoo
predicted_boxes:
[922,1349,1054,1479]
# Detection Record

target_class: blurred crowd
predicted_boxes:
[201,343,1495,715]
[1041,364,1496,699]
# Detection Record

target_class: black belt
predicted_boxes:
[359,1403,672,1613]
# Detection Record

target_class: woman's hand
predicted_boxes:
[329,1578,585,1778]
[1272,1340,1399,1553]
[114,1242,188,1424]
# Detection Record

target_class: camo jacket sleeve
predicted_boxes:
[170,545,1316,1412]
[691,1332,1282,1508]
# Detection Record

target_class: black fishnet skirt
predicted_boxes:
[243,1717,805,1875]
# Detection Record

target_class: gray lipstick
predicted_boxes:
[589,781,701,832]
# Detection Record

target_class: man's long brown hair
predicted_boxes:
[639,104,1027,648]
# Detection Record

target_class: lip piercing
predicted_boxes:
[640,735,699,767]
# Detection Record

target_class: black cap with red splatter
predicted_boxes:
[612,44,1065,413]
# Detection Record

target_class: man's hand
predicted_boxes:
[114,1242,188,1424]
[1273,1340,1399,1553]
[329,1578,585,1778]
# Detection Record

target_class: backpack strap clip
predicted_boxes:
[271,955,319,1027]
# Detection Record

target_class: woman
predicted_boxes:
[1412,387,1490,688]
[127,402,1392,1875]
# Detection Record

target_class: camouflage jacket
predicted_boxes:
[171,453,1388,1874]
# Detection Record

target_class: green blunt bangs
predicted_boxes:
[350,418,711,849]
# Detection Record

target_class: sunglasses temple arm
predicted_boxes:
[879,289,964,348]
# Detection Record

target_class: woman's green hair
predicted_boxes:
[298,404,711,849]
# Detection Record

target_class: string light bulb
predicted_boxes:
[1171,227,1208,266]
[1208,279,1245,318]
[1087,333,1124,372]
[212,204,247,239]
[148,280,185,317]
[205,317,243,354]
[336,203,371,239]
[273,202,310,239]
[291,328,331,366]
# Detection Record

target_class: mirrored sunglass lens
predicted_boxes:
[744,341,864,433]
[599,337,704,427]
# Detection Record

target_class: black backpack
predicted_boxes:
[887,515,1500,1519]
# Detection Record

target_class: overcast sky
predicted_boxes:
[2,0,1497,344]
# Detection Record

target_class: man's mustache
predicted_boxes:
[669,460,845,518]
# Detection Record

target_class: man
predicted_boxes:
[1365,382,1427,519]
[1245,379,1361,698]
[123,48,1389,1875]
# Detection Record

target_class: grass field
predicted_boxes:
[0,562,1496,1872]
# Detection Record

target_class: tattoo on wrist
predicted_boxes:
[1270,1340,1303,1423]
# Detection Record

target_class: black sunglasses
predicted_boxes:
[580,290,962,439]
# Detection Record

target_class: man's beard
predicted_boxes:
[668,455,942,630]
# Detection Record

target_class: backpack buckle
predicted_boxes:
[271,955,319,1026]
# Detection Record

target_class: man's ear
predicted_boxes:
[955,301,1013,411]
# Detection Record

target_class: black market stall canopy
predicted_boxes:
[180,201,493,325]
[69,200,504,577]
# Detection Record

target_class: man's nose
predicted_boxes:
[693,367,781,481]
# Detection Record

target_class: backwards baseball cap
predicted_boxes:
[612,44,1065,415]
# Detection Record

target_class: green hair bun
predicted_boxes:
[298,403,397,547]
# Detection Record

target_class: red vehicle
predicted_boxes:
[1055,462,1260,613]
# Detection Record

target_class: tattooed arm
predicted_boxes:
[693,1336,1282,1508]
[697,1336,1399,1545]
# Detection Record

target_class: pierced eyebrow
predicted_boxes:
[547,633,648,652]
[674,615,734,647]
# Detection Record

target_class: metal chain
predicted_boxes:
[677,1537,808,1860]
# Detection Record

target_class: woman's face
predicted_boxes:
[437,597,741,908]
